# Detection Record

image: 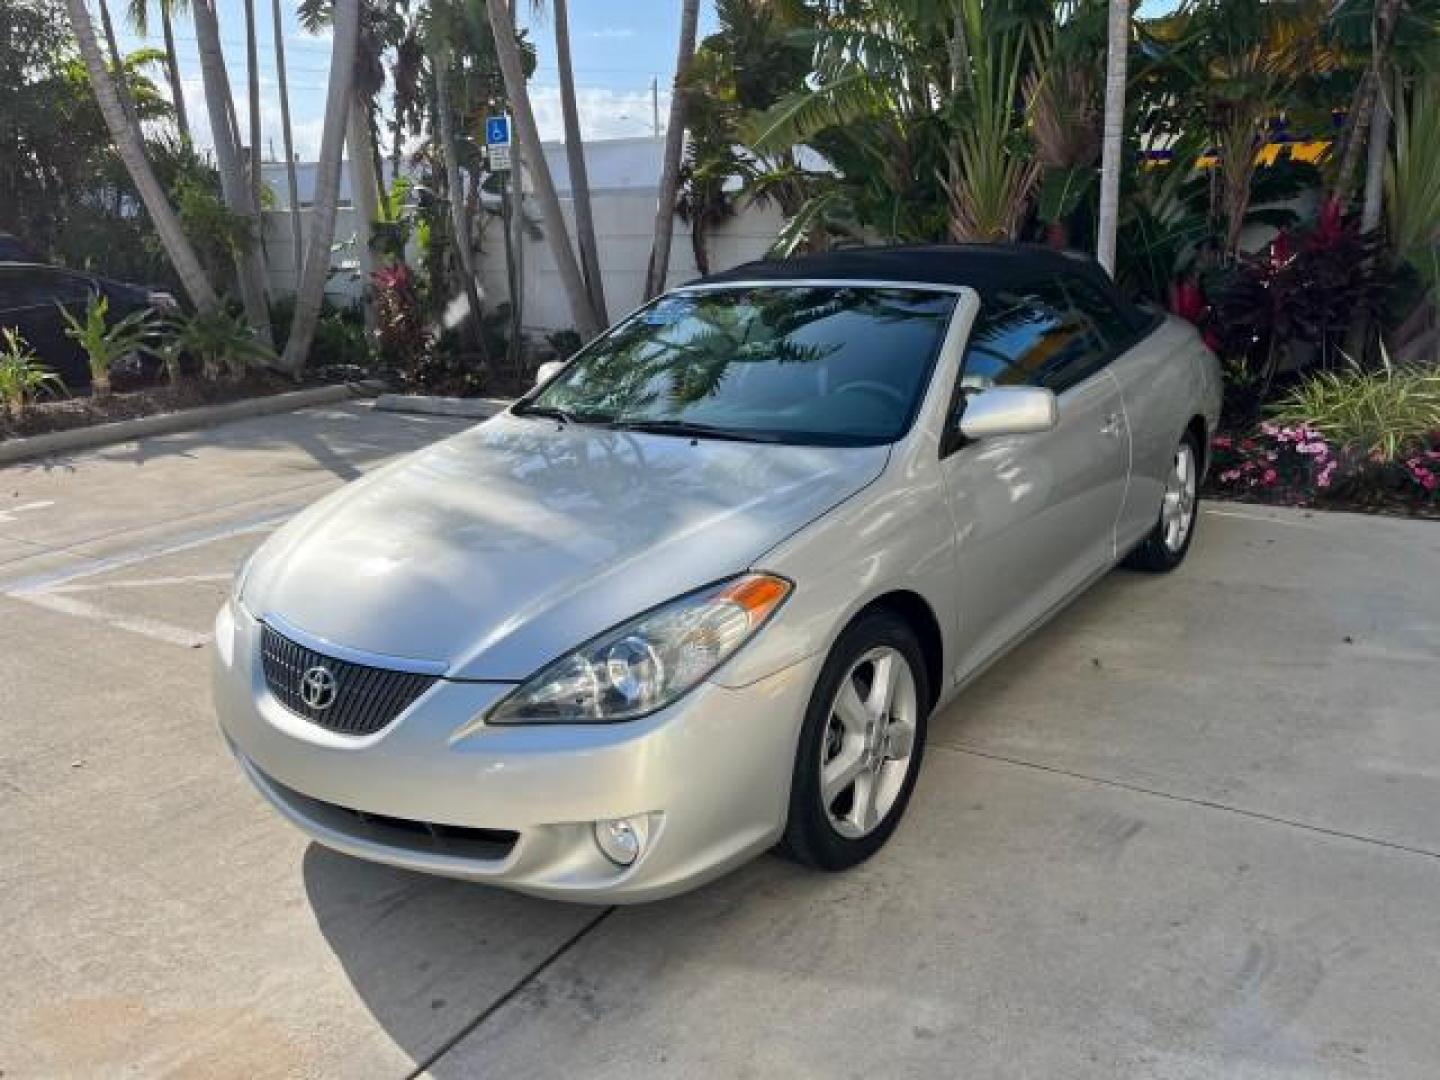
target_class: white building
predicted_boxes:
[260,137,785,332]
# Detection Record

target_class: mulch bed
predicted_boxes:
[1,372,306,441]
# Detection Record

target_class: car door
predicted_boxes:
[939,280,1130,680]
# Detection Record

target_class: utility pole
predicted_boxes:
[651,76,660,139]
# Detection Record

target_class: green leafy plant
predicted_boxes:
[0,328,65,417]
[1269,358,1440,459]
[167,308,275,380]
[58,294,157,399]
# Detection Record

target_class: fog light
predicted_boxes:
[594,817,646,867]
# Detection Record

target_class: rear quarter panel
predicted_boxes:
[1111,315,1221,551]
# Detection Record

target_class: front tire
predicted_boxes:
[1124,429,1201,572]
[780,610,929,871]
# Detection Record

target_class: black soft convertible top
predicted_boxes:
[695,243,1151,332]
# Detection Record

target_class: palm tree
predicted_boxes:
[432,49,488,350]
[98,0,141,130]
[192,0,272,340]
[62,0,218,311]
[644,0,700,300]
[348,92,382,336]
[552,0,607,324]
[271,0,303,276]
[486,0,600,339]
[243,0,263,218]
[1096,0,1130,273]
[125,0,192,144]
[282,0,363,373]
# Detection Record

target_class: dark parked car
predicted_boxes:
[0,262,177,389]
[0,233,41,262]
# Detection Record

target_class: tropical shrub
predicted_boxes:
[1269,362,1440,459]
[58,294,157,399]
[167,307,275,380]
[1207,202,1391,403]
[372,263,431,377]
[0,328,65,417]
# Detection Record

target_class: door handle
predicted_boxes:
[1100,413,1123,437]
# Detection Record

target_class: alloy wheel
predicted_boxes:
[819,645,918,839]
[1161,440,1198,553]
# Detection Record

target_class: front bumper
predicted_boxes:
[212,601,819,903]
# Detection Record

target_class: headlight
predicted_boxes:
[486,573,791,724]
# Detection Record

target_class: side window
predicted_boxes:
[1063,276,1135,349]
[960,282,1108,394]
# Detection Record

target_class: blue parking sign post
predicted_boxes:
[485,115,511,148]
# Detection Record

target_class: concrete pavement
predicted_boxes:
[2,405,1438,1078]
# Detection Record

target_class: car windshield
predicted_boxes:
[519,285,957,446]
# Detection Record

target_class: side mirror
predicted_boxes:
[957,386,1058,440]
[534,360,567,388]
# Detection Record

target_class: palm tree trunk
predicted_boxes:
[243,0,263,218]
[98,0,140,131]
[1095,0,1129,275]
[347,95,380,338]
[192,0,272,342]
[505,144,525,374]
[644,0,699,300]
[552,0,607,325]
[485,0,600,339]
[1331,0,1403,204]
[433,55,488,354]
[1359,68,1392,234]
[281,0,361,374]
[160,2,191,144]
[270,0,303,281]
[63,0,218,311]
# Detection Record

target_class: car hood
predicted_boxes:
[242,412,888,680]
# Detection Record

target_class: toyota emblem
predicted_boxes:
[299,665,339,711]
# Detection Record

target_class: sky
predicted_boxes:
[112,0,720,162]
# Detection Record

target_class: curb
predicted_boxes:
[372,394,512,419]
[0,383,366,467]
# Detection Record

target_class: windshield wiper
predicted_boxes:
[513,403,613,425]
[606,418,785,443]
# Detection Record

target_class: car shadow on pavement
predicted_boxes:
[300,839,821,1074]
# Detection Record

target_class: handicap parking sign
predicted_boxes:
[485,115,511,147]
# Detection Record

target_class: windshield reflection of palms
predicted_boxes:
[535,287,954,442]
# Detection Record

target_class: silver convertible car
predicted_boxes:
[214,245,1221,903]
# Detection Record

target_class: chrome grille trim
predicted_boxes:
[260,623,439,736]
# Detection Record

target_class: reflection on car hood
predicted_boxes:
[242,412,888,679]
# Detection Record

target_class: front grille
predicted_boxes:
[260,623,438,736]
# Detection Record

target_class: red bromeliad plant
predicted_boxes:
[372,263,432,377]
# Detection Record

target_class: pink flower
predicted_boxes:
[1212,435,1234,451]
[1262,468,1278,485]
[1317,461,1338,489]
[1220,468,1242,482]
[1259,422,1279,437]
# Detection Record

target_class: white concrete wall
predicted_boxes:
[261,192,786,335]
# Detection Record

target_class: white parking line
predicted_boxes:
[46,572,234,595]
[18,592,213,649]
[0,500,54,523]
[2,511,287,649]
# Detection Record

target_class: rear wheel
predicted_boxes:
[780,611,929,870]
[1124,429,1201,572]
